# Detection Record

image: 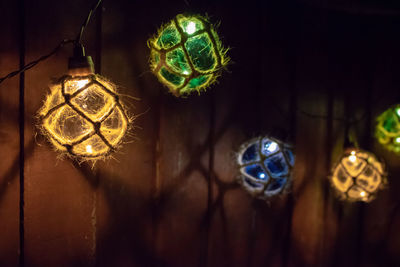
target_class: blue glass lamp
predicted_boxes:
[237,136,295,200]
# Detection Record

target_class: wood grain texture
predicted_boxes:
[0,0,20,266]
[94,1,156,266]
[23,1,96,266]
[0,0,400,266]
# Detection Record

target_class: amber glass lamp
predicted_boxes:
[38,45,129,160]
[330,148,387,202]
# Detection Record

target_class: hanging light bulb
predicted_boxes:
[38,44,130,160]
[376,104,400,153]
[330,148,387,202]
[148,14,229,97]
[237,136,295,200]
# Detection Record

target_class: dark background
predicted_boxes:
[1,0,400,266]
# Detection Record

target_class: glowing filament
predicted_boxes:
[75,79,89,89]
[186,21,196,34]
[360,191,366,197]
[86,145,93,154]
[259,173,265,179]
[396,108,400,117]
[396,137,400,143]
[349,151,357,163]
[267,142,278,153]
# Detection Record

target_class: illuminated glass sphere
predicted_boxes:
[330,148,387,202]
[376,104,400,153]
[148,14,229,97]
[237,136,295,200]
[38,74,129,160]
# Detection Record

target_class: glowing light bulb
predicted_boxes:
[186,21,196,34]
[182,70,189,75]
[267,142,278,153]
[396,137,400,143]
[86,145,93,154]
[348,151,357,163]
[75,79,89,89]
[349,155,357,163]
[360,191,366,197]
[396,108,400,117]
[259,173,265,179]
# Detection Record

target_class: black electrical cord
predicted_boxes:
[0,39,74,84]
[292,86,386,125]
[0,0,103,85]
[76,0,103,44]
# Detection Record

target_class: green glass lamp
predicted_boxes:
[376,104,400,153]
[148,14,229,97]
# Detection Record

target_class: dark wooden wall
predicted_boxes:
[1,0,400,266]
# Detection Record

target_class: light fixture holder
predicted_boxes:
[68,43,94,75]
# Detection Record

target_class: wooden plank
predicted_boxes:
[358,16,400,267]
[207,2,292,267]
[1,0,400,266]
[207,2,303,267]
[153,94,211,266]
[285,7,339,267]
[122,3,216,266]
[0,0,21,265]
[23,1,97,266]
[93,1,158,266]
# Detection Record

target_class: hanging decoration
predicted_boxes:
[237,136,295,200]
[148,14,229,97]
[376,104,400,154]
[330,148,387,202]
[38,65,129,160]
[35,0,131,161]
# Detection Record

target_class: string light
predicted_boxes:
[148,14,229,97]
[376,104,400,154]
[38,65,130,160]
[34,0,131,161]
[237,136,295,200]
[330,148,387,202]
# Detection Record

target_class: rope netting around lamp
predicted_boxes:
[376,104,400,154]
[33,0,133,162]
[237,136,295,200]
[148,14,229,97]
[38,73,130,160]
[330,148,387,202]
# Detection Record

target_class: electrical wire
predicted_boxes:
[0,39,74,84]
[0,0,103,85]
[263,86,386,126]
[297,87,387,125]
[76,0,103,44]
[299,109,367,124]
[0,0,387,126]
